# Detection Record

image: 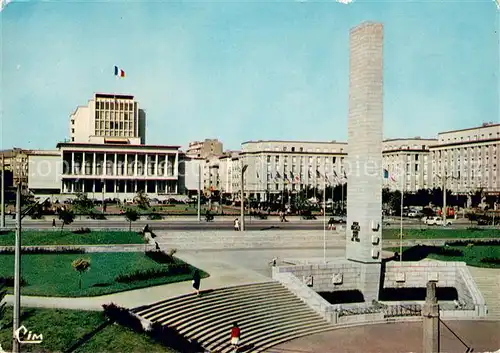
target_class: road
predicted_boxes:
[0,216,478,231]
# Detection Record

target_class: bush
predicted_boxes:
[102,303,144,332]
[445,240,500,247]
[114,264,190,283]
[89,211,106,220]
[145,250,174,264]
[0,247,85,255]
[0,276,27,287]
[72,227,91,234]
[147,213,163,220]
[480,257,500,265]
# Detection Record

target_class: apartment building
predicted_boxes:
[382,138,437,191]
[186,139,223,159]
[429,123,500,194]
[232,140,348,201]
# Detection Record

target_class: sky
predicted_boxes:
[1,0,499,152]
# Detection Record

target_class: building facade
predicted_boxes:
[186,139,223,159]
[70,93,146,145]
[225,140,348,201]
[429,123,500,194]
[382,138,437,191]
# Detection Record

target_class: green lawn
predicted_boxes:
[386,244,500,268]
[0,252,208,297]
[0,230,144,246]
[382,228,499,240]
[0,307,177,353]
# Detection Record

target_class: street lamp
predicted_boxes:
[12,152,27,353]
[240,163,248,231]
[1,154,5,229]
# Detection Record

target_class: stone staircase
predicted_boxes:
[131,282,334,352]
[467,266,500,320]
[153,230,345,250]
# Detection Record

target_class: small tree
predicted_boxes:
[72,192,95,219]
[58,209,75,234]
[134,190,150,210]
[72,258,91,290]
[124,208,139,232]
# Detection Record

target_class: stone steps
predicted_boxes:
[467,266,500,319]
[131,282,334,352]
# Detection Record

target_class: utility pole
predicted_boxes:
[240,163,248,231]
[1,154,5,229]
[197,163,201,222]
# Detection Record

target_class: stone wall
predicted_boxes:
[273,260,362,293]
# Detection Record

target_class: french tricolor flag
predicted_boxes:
[114,66,125,78]
[384,169,396,182]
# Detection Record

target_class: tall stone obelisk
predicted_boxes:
[345,22,384,301]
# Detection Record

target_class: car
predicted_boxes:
[424,216,452,226]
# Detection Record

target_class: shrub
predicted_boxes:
[115,264,190,283]
[445,240,500,247]
[145,250,174,264]
[0,247,85,255]
[148,213,163,220]
[72,227,91,234]
[102,303,144,332]
[0,276,27,287]
[479,257,500,265]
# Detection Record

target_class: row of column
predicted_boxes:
[63,179,178,194]
[68,152,178,177]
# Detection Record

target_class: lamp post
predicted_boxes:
[101,179,105,213]
[323,179,327,264]
[240,163,248,231]
[12,152,27,353]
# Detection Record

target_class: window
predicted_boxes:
[71,137,74,142]
[299,147,304,152]
[291,147,295,152]
[71,120,75,125]
[275,156,279,163]
[267,156,271,163]
[415,165,419,172]
[71,128,75,133]
[415,155,419,161]
[333,157,336,164]
[283,147,287,152]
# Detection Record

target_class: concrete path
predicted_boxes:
[3,250,271,311]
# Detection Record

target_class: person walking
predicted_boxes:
[234,218,240,231]
[52,218,56,229]
[230,322,240,352]
[192,269,201,296]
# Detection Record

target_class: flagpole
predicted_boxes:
[323,177,326,264]
[400,163,405,263]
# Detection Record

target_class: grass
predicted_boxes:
[382,228,499,240]
[0,307,177,352]
[0,230,144,246]
[386,244,500,268]
[0,252,209,297]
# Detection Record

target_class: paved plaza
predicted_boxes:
[269,321,500,353]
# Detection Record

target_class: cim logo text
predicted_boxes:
[14,325,43,344]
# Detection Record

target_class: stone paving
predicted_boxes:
[268,321,500,353]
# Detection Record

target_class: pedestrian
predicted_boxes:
[230,322,240,352]
[234,218,240,231]
[192,269,201,296]
[52,218,56,229]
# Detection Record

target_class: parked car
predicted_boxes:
[424,216,452,226]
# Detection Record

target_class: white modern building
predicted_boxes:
[382,138,437,192]
[207,140,348,201]
[70,93,146,145]
[429,123,500,194]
